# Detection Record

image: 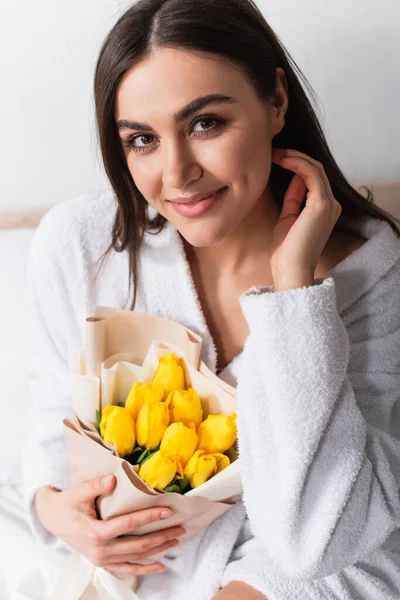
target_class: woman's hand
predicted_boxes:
[213,581,267,599]
[270,148,342,291]
[35,474,186,575]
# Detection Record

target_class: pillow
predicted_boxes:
[0,227,37,487]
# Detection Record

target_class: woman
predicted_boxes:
[23,0,400,598]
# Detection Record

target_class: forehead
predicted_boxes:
[115,48,246,120]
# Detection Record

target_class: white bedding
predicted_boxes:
[0,483,70,599]
[0,226,70,598]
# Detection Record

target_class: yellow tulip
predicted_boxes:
[214,452,231,474]
[166,388,203,428]
[183,450,216,488]
[139,451,183,490]
[183,450,231,488]
[160,422,198,467]
[196,413,237,454]
[100,405,136,457]
[152,353,186,400]
[136,402,170,450]
[125,381,164,420]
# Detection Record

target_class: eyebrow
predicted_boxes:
[116,94,237,133]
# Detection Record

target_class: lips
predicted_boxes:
[169,186,227,218]
[169,187,225,205]
[177,193,215,205]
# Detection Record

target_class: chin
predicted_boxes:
[175,219,232,248]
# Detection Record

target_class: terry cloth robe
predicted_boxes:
[21,190,400,599]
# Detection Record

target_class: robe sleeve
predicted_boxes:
[231,275,400,580]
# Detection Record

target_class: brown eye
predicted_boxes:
[123,134,155,153]
[192,118,216,132]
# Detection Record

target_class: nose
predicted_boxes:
[162,137,202,190]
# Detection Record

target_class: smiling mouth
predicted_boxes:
[171,188,226,205]
[168,187,228,219]
[179,195,213,205]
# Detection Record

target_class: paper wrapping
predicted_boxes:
[52,308,241,600]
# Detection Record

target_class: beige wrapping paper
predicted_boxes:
[70,309,204,421]
[53,310,241,600]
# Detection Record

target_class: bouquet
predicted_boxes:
[97,351,237,495]
[52,307,241,600]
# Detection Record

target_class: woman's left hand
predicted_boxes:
[269,148,342,292]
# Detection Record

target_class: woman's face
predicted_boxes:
[115,48,287,248]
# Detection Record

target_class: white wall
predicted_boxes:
[1,0,399,212]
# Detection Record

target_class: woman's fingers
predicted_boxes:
[103,526,185,561]
[105,537,180,564]
[272,148,336,205]
[279,173,307,218]
[88,507,174,542]
[103,561,166,575]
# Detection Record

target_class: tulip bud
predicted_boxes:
[214,452,231,474]
[183,450,217,488]
[166,388,203,428]
[100,405,136,457]
[139,451,183,490]
[152,353,186,400]
[136,402,170,450]
[183,450,231,488]
[196,413,237,454]
[125,381,164,420]
[160,422,198,467]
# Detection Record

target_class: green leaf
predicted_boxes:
[124,447,144,465]
[164,484,184,494]
[96,410,102,433]
[137,448,151,464]
[177,476,189,491]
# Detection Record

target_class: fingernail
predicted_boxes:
[155,565,165,572]
[160,510,173,519]
[101,475,114,485]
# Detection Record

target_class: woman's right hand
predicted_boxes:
[35,474,186,575]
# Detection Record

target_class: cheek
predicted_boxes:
[222,123,272,181]
[127,157,159,202]
[194,131,257,184]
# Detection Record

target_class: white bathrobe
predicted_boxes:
[21,190,400,599]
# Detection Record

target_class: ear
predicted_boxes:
[270,67,289,137]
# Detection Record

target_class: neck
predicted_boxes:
[183,187,281,277]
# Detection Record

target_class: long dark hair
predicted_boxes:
[93,0,400,310]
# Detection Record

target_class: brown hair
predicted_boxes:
[93,0,400,310]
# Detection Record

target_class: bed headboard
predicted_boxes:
[0,212,45,230]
